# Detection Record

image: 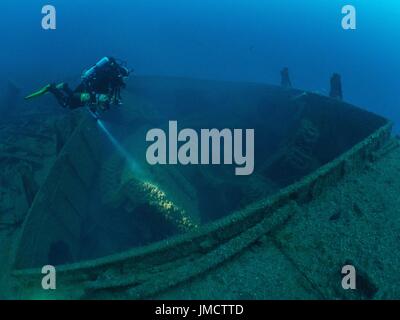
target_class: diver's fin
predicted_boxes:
[24,84,52,100]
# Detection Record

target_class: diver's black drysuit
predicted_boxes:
[48,83,85,109]
[49,57,129,109]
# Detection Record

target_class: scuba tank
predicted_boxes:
[81,57,111,81]
[81,57,130,105]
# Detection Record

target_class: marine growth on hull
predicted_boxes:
[10,76,387,269]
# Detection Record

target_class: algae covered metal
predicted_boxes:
[1,76,396,299]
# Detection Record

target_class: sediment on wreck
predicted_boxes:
[8,77,391,299]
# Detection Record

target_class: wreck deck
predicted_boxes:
[3,76,395,299]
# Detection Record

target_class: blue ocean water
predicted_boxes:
[0,0,399,130]
[2,2,400,300]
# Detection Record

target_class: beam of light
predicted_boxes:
[96,119,143,177]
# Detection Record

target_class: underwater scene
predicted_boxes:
[0,0,400,300]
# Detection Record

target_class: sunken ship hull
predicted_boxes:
[1,76,398,300]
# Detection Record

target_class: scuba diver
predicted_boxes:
[25,57,130,113]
